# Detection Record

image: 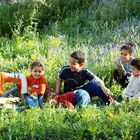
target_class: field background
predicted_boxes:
[0,0,140,139]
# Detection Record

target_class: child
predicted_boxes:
[26,61,51,108]
[56,50,113,105]
[48,89,91,109]
[114,43,134,88]
[0,72,27,97]
[5,61,51,108]
[0,72,29,110]
[122,58,140,99]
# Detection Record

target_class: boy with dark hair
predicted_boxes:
[6,61,51,108]
[114,43,134,88]
[26,60,51,108]
[56,50,114,105]
[122,58,140,99]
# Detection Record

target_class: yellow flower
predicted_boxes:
[27,40,34,47]
[49,37,62,47]
[109,112,115,119]
[16,36,23,42]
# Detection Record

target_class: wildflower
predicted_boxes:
[49,37,62,47]
[109,112,115,119]
[27,40,34,47]
[16,36,23,42]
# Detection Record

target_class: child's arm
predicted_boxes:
[116,60,126,75]
[28,83,46,95]
[5,73,27,95]
[131,91,140,99]
[55,78,63,94]
[0,97,20,105]
[94,77,111,95]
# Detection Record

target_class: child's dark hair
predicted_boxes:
[70,51,85,64]
[131,58,140,70]
[120,43,134,54]
[31,61,45,70]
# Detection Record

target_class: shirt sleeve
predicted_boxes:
[5,73,27,94]
[58,98,74,109]
[84,69,95,81]
[59,66,68,80]
[125,75,133,92]
[132,91,140,99]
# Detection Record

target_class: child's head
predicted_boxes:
[120,43,133,62]
[69,51,85,72]
[47,91,58,106]
[131,58,140,77]
[31,61,45,79]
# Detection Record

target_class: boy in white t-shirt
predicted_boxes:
[122,58,140,99]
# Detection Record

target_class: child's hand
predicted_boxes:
[103,87,112,96]
[28,87,31,92]
[20,94,24,101]
[116,60,124,69]
[9,97,20,103]
[69,108,77,112]
[116,60,126,75]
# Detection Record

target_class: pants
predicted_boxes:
[77,80,111,104]
[24,94,38,108]
[74,89,91,107]
[4,87,20,97]
[4,87,41,108]
[114,69,130,88]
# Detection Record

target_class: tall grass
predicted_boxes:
[1,100,140,139]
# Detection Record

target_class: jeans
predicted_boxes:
[4,87,45,108]
[74,89,91,107]
[24,94,38,108]
[4,87,19,97]
[77,80,111,104]
[37,95,44,108]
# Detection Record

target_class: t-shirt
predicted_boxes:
[58,91,76,109]
[59,65,95,92]
[0,72,27,95]
[27,75,50,95]
[122,75,140,98]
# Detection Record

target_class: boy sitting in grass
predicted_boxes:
[47,89,91,109]
[122,58,140,99]
[26,61,51,108]
[114,43,134,88]
[56,50,115,105]
[7,61,51,108]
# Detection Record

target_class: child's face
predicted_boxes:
[69,57,83,72]
[120,49,132,62]
[48,92,58,106]
[31,66,44,79]
[132,66,140,77]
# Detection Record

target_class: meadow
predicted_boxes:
[0,0,140,139]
